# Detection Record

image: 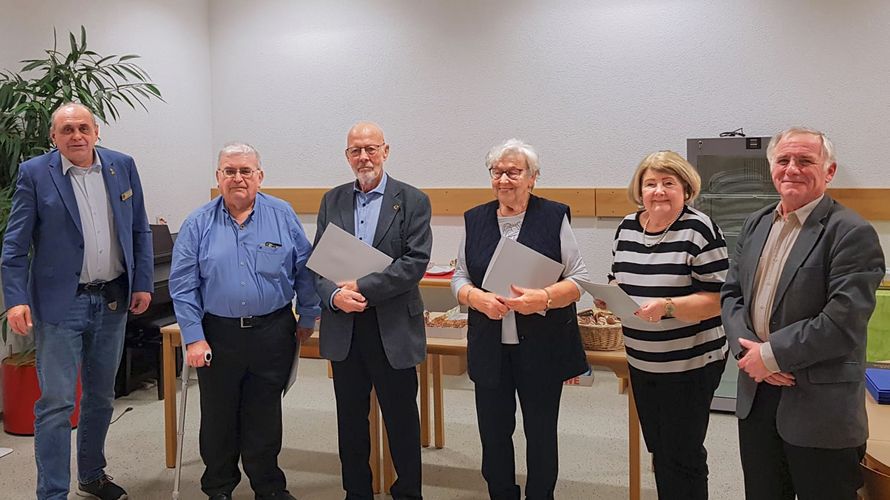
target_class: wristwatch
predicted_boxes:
[664,297,676,318]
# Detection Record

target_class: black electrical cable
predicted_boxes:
[109,407,133,425]
[719,127,746,137]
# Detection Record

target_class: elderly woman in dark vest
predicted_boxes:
[451,139,589,500]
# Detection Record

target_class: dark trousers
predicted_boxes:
[738,383,865,500]
[474,344,565,500]
[197,306,296,498]
[331,309,422,500]
[629,358,725,500]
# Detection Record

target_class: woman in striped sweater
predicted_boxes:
[606,151,729,500]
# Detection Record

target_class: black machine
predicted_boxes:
[114,224,178,398]
[687,136,778,413]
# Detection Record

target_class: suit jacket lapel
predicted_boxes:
[337,183,356,235]
[373,177,402,248]
[47,151,84,236]
[770,196,832,316]
[742,209,774,303]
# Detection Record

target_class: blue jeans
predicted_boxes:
[33,291,127,500]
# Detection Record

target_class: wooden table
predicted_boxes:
[162,326,642,499]
[866,391,890,469]
[864,390,890,497]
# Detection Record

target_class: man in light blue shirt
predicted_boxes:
[170,142,320,500]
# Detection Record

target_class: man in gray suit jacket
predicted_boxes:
[722,127,885,500]
[314,122,432,500]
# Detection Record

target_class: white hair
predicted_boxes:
[217,141,262,168]
[766,127,836,171]
[485,138,540,176]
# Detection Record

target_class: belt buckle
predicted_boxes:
[81,281,107,293]
[240,316,253,329]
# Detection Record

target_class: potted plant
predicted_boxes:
[0,26,162,434]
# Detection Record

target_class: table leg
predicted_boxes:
[627,377,641,500]
[431,354,444,449]
[419,360,430,447]
[163,330,177,469]
[370,389,381,494]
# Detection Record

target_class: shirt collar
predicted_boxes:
[353,172,388,196]
[61,150,101,175]
[774,194,824,226]
[219,192,260,224]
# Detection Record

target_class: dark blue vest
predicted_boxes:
[463,195,587,387]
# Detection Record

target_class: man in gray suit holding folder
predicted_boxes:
[722,127,885,500]
[313,122,432,500]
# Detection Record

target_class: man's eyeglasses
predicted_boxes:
[219,168,259,178]
[489,168,526,180]
[345,144,385,158]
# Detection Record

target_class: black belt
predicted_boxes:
[77,274,126,294]
[204,305,292,329]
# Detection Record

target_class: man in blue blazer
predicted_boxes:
[722,127,885,500]
[1,103,153,500]
[314,122,431,500]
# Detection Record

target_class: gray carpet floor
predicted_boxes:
[0,358,745,499]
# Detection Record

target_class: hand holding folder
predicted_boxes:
[577,282,691,331]
[479,238,565,316]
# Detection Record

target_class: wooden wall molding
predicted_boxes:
[825,188,890,221]
[210,187,890,220]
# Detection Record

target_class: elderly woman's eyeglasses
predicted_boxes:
[346,144,385,158]
[489,168,526,180]
[219,168,259,178]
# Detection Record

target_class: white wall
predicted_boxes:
[0,0,214,230]
[208,0,890,280]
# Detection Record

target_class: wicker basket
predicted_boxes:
[577,309,624,351]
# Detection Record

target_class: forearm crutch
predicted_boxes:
[172,350,211,499]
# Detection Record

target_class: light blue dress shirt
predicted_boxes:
[170,192,321,344]
[354,172,388,245]
[62,154,125,283]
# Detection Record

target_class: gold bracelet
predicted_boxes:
[543,287,552,311]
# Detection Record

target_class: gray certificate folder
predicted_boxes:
[306,223,393,283]
[283,342,300,398]
[481,237,565,297]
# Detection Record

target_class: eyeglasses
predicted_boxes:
[489,168,526,180]
[345,144,385,158]
[218,168,259,178]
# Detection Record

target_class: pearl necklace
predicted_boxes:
[642,209,683,248]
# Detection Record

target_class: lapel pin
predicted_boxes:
[109,167,115,175]
[393,204,400,211]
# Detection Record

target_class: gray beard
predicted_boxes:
[357,170,380,188]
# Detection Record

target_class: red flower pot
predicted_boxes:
[2,359,81,436]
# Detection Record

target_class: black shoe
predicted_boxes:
[208,494,232,500]
[76,474,128,499]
